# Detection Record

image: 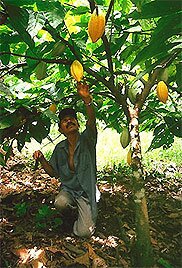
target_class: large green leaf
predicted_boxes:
[36,1,64,28]
[148,123,174,151]
[164,115,182,138]
[130,0,182,19]
[5,5,35,49]
[131,13,181,67]
[29,115,51,143]
[27,11,46,38]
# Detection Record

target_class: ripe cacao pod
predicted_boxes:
[70,60,83,82]
[156,81,168,104]
[120,127,130,148]
[49,103,57,113]
[51,42,65,57]
[127,149,132,165]
[35,61,47,80]
[88,7,106,43]
[128,88,137,104]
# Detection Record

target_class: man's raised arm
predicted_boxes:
[77,82,96,129]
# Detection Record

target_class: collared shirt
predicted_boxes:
[49,124,98,219]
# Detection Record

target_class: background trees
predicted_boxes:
[0,0,181,266]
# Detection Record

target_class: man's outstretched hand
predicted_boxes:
[77,82,92,103]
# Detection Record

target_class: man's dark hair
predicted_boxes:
[58,108,77,122]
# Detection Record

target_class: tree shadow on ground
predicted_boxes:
[1,157,181,267]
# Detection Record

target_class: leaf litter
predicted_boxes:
[0,155,181,267]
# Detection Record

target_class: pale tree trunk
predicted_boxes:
[129,106,154,267]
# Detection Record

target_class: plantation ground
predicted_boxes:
[1,154,181,268]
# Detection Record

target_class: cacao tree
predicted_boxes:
[0,0,181,266]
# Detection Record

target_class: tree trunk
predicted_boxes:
[129,107,154,267]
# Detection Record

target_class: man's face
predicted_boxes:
[59,116,79,135]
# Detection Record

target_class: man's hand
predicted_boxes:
[33,150,44,162]
[33,150,57,177]
[77,82,92,103]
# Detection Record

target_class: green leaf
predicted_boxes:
[164,115,182,138]
[36,1,64,28]
[5,5,35,49]
[0,42,10,65]
[130,0,182,19]
[0,113,17,129]
[0,153,6,166]
[158,258,173,268]
[148,123,174,151]
[70,6,89,15]
[131,13,181,67]
[111,33,129,55]
[27,11,46,38]
[3,0,35,7]
[29,115,50,143]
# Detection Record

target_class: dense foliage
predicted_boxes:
[0,0,181,165]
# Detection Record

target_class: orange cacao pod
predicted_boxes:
[88,7,106,43]
[156,81,168,104]
[70,60,83,82]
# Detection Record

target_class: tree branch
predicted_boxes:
[106,0,114,23]
[0,62,27,78]
[136,68,160,111]
[0,52,71,65]
[0,62,26,72]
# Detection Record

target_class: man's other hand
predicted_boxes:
[33,150,44,162]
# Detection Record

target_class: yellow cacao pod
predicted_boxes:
[70,60,83,82]
[127,149,132,165]
[35,61,47,80]
[88,7,106,43]
[51,42,65,57]
[156,81,168,104]
[120,127,130,148]
[49,103,57,113]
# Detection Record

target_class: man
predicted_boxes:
[33,82,99,237]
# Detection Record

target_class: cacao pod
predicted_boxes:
[49,103,57,113]
[156,81,168,103]
[88,7,105,43]
[128,88,137,104]
[127,149,132,165]
[70,60,83,82]
[35,61,47,80]
[120,127,130,148]
[51,42,65,57]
